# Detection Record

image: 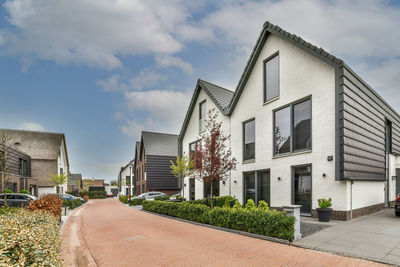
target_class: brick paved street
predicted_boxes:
[62,199,388,267]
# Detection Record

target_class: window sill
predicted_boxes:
[242,159,255,164]
[273,149,312,159]
[263,96,279,106]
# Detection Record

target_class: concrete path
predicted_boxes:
[62,199,388,267]
[294,209,400,266]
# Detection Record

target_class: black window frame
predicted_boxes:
[199,100,206,133]
[273,96,312,156]
[386,119,393,154]
[189,140,201,161]
[19,158,27,177]
[242,169,270,206]
[242,118,256,162]
[263,52,280,103]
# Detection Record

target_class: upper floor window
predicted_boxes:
[19,159,27,177]
[243,119,255,161]
[199,101,206,132]
[189,140,201,160]
[264,53,279,103]
[274,98,311,155]
[386,119,392,154]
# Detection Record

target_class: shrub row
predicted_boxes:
[154,195,170,201]
[129,198,144,206]
[0,209,62,266]
[142,200,295,241]
[63,198,82,209]
[119,195,128,204]
[188,196,237,208]
[88,191,106,199]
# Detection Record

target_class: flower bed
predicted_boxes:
[0,209,62,266]
[142,200,295,241]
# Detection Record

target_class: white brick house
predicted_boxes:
[179,21,400,220]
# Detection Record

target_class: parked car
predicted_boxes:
[0,193,36,207]
[59,193,85,203]
[106,193,114,198]
[130,191,167,200]
[395,194,400,217]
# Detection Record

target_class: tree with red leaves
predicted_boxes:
[193,108,237,199]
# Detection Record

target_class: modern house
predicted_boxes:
[0,144,38,195]
[1,129,70,195]
[118,159,135,196]
[179,21,400,220]
[69,173,82,192]
[135,131,180,195]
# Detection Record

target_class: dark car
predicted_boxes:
[59,193,85,204]
[395,194,400,217]
[0,193,36,207]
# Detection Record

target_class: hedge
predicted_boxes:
[188,196,237,208]
[119,195,128,204]
[63,199,82,209]
[88,191,106,199]
[129,198,144,206]
[154,195,170,201]
[142,200,295,241]
[0,209,62,266]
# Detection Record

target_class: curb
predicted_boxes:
[140,209,290,245]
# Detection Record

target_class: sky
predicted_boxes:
[0,0,399,181]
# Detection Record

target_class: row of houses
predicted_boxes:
[0,128,70,196]
[118,21,400,221]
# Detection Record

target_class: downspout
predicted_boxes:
[350,180,353,220]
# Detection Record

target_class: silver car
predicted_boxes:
[0,193,36,207]
[131,191,167,200]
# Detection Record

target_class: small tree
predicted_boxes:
[49,173,67,193]
[82,179,94,191]
[170,153,195,199]
[0,132,12,207]
[193,108,237,202]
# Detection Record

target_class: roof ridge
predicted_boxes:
[142,131,178,136]
[0,127,65,136]
[198,79,234,93]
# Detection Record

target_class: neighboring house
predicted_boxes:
[179,21,400,220]
[135,131,180,195]
[118,159,135,196]
[69,173,82,192]
[87,179,105,191]
[1,129,70,195]
[0,144,38,195]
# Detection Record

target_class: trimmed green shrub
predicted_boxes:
[233,201,242,210]
[119,195,128,204]
[62,199,82,209]
[188,196,238,208]
[0,207,19,215]
[317,198,332,208]
[0,209,62,265]
[142,200,295,240]
[257,200,270,212]
[88,191,106,199]
[154,195,170,201]
[19,189,29,194]
[78,190,89,197]
[129,198,144,206]
[245,199,256,210]
[4,189,13,194]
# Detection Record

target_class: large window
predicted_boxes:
[293,165,312,215]
[274,98,311,155]
[203,179,219,198]
[264,53,279,102]
[244,170,270,205]
[199,101,206,132]
[189,140,201,164]
[19,159,27,177]
[243,119,255,161]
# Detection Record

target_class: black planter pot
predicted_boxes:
[316,208,332,222]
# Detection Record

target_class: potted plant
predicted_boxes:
[317,198,332,222]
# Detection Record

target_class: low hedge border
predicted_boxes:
[142,200,295,241]
[129,198,144,206]
[141,209,289,245]
[63,199,82,210]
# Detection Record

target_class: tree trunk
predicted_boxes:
[210,180,213,208]
[180,175,184,199]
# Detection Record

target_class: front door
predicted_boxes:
[189,178,195,200]
[293,165,312,215]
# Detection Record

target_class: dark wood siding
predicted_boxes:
[146,155,179,190]
[1,146,31,177]
[338,65,400,180]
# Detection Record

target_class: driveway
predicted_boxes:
[294,209,400,266]
[62,199,387,267]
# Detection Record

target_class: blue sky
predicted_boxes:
[0,0,399,181]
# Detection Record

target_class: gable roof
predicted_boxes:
[178,79,234,143]
[228,21,343,113]
[141,131,178,157]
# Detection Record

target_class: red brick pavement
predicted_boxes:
[62,199,388,267]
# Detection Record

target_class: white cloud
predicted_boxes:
[155,55,194,74]
[1,0,202,69]
[17,122,45,131]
